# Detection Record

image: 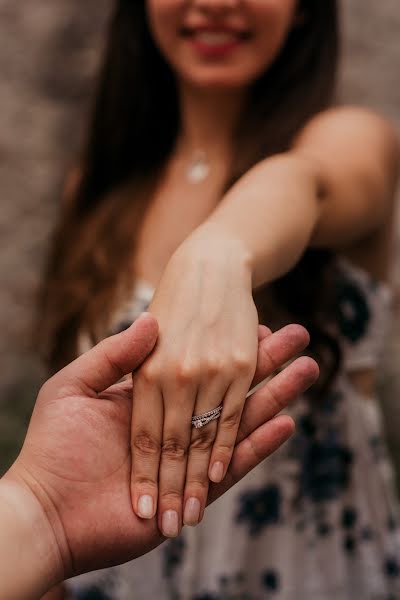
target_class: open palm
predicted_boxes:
[10,314,318,582]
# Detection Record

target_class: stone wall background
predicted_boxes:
[0,1,399,474]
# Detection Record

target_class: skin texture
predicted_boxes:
[0,315,319,600]
[130,0,399,539]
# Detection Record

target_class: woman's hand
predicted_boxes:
[130,227,270,536]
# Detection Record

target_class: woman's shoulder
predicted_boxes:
[294,105,399,157]
[293,106,399,283]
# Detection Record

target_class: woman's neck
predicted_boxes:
[177,83,247,158]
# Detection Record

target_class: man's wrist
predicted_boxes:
[0,468,65,600]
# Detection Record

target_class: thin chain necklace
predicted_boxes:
[185,150,211,184]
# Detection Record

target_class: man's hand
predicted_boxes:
[0,314,318,600]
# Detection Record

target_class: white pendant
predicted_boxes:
[186,152,210,184]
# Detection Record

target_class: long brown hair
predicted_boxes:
[38,0,340,375]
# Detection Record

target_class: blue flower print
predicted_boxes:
[163,536,186,579]
[236,484,282,536]
[336,277,370,343]
[343,535,357,554]
[76,587,113,600]
[299,439,353,503]
[341,506,358,529]
[385,557,400,578]
[262,569,281,592]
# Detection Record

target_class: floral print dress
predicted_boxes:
[68,259,400,600]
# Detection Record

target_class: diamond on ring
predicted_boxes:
[191,405,223,429]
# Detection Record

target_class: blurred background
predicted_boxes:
[0,0,399,475]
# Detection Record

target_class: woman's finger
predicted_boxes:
[157,381,195,538]
[131,371,164,521]
[183,377,230,526]
[208,415,295,504]
[207,356,318,504]
[207,376,251,484]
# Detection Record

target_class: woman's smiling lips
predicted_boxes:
[182,26,252,58]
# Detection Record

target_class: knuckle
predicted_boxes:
[173,360,198,385]
[162,437,188,460]
[259,343,278,373]
[133,431,161,457]
[232,351,253,375]
[134,476,158,490]
[159,489,183,503]
[140,362,160,385]
[266,382,285,412]
[214,439,235,460]
[97,340,125,381]
[185,478,209,494]
[203,355,224,377]
[190,427,216,451]
[220,407,242,430]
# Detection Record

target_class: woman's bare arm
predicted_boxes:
[203,106,400,287]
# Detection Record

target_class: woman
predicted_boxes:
[39,0,400,598]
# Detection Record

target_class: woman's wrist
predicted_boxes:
[181,222,254,285]
[0,468,65,600]
[200,154,322,287]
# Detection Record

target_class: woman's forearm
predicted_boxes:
[204,153,323,287]
[201,111,399,288]
[0,476,62,600]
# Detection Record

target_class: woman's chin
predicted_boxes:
[181,71,255,92]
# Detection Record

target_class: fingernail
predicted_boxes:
[210,461,224,483]
[184,497,201,526]
[162,510,179,538]
[137,495,154,519]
